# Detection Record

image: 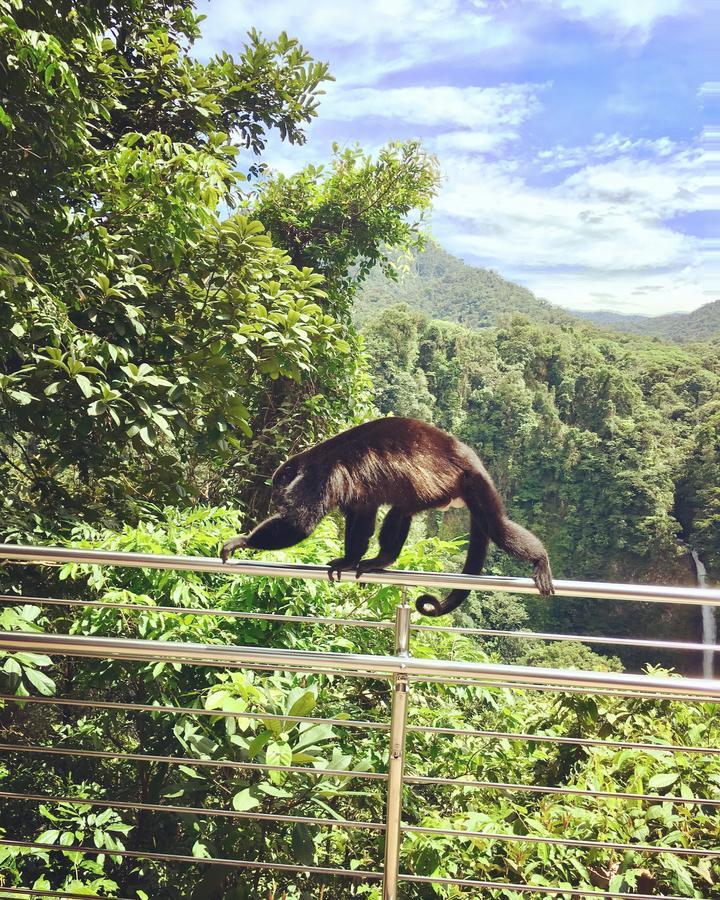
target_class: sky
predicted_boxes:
[195,0,718,315]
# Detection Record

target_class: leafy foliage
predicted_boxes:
[1,510,719,897]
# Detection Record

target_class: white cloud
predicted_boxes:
[194,0,516,84]
[433,148,705,314]
[322,83,544,131]
[537,134,679,172]
[535,0,697,40]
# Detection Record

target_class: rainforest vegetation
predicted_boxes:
[1,1,719,897]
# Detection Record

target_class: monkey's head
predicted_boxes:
[271,457,303,495]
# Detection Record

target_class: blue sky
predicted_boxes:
[195,0,717,315]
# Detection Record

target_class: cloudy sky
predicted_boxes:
[195,1,717,315]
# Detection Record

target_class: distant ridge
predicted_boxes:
[354,242,573,329]
[573,300,720,342]
[355,242,719,343]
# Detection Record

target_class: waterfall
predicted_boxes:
[691,549,716,679]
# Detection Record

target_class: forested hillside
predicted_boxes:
[357,242,720,344]
[1,2,719,898]
[361,306,720,660]
[354,241,573,328]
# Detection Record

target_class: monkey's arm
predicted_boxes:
[221,514,312,562]
[327,508,377,581]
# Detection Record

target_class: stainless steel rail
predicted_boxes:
[2,631,719,697]
[3,543,720,607]
[0,741,388,780]
[403,824,720,858]
[399,874,690,899]
[0,592,395,631]
[0,789,385,830]
[0,692,390,730]
[2,543,720,900]
[0,839,383,880]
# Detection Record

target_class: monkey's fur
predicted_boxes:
[221,418,554,616]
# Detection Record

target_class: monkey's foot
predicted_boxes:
[326,558,359,582]
[533,560,555,596]
[221,535,249,563]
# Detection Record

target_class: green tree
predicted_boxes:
[0,0,437,536]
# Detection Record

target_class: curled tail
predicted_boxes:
[415,470,554,618]
[416,515,490,617]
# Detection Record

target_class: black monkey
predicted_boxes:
[221,417,554,616]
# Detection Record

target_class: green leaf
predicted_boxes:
[232,789,260,812]
[257,782,292,798]
[25,668,56,696]
[648,772,680,789]
[266,741,292,769]
[75,373,93,398]
[291,823,315,866]
[287,687,316,718]
[35,829,60,845]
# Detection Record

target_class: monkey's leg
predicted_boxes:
[355,507,411,577]
[327,508,377,582]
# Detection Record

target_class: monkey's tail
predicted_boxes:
[415,514,490,617]
[465,470,555,597]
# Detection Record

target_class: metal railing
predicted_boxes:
[1,543,720,900]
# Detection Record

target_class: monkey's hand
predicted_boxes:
[221,535,249,563]
[354,555,394,579]
[326,558,357,583]
[533,559,554,596]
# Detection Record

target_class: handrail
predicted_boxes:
[1,630,719,698]
[2,543,720,606]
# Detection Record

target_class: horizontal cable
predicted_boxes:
[412,621,719,653]
[398,873,688,899]
[404,774,720,807]
[0,593,394,631]
[2,631,719,700]
[0,890,134,900]
[0,742,387,780]
[0,840,382,879]
[407,723,719,756]
[0,789,385,831]
[403,824,720,858]
[0,693,390,730]
[8,695,709,755]
[3,543,720,608]
[4,593,703,653]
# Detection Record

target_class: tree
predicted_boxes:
[254,142,440,319]
[0,1,437,536]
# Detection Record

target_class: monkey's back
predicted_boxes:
[306,417,482,512]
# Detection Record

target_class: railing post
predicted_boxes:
[383,590,411,900]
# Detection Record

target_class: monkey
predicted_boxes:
[221,417,554,617]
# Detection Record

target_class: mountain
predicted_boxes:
[354,242,574,328]
[573,300,720,342]
[356,242,720,343]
